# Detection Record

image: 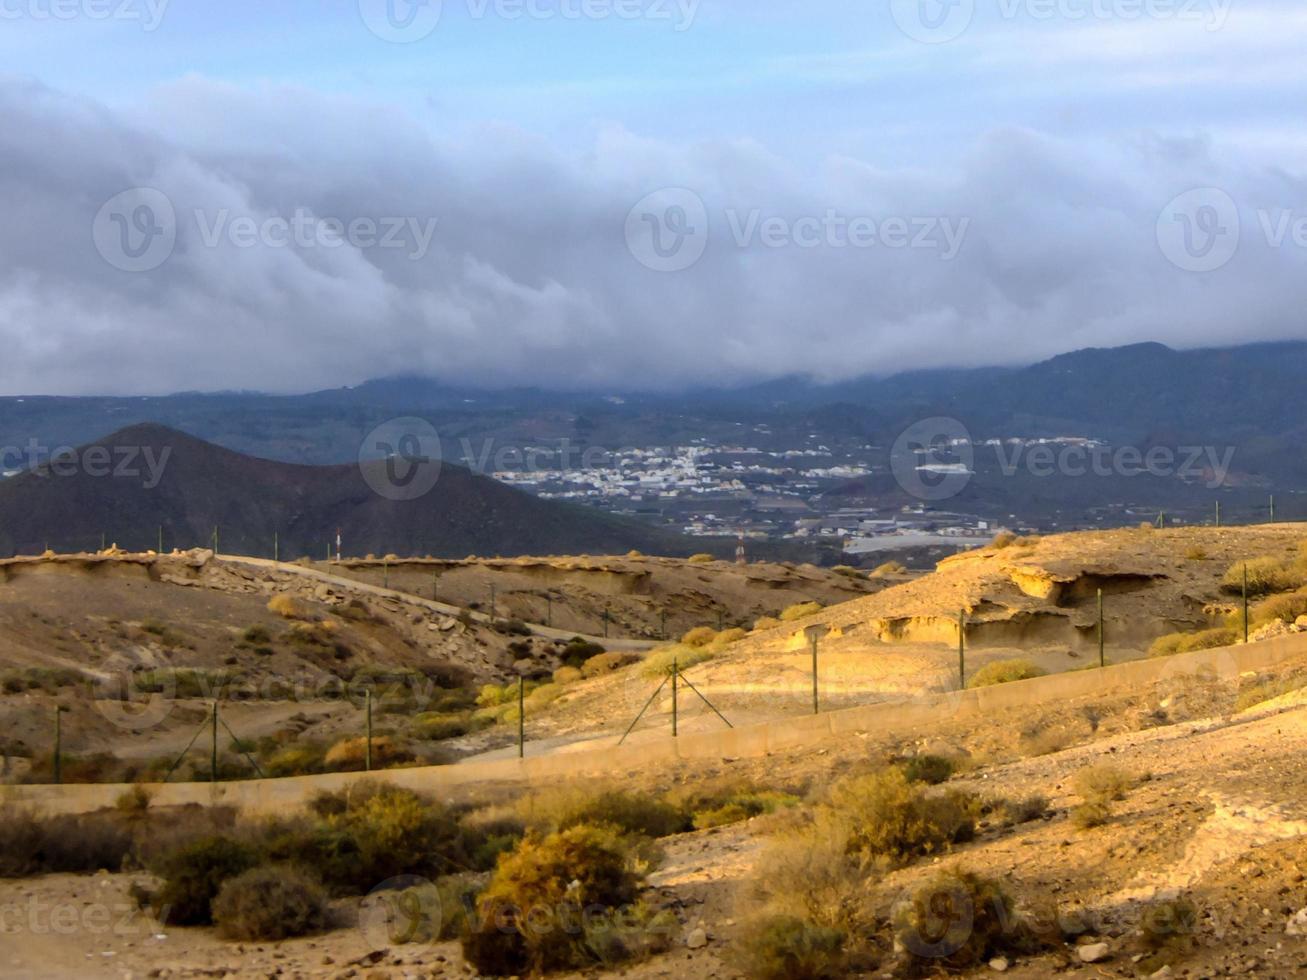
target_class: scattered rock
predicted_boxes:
[988,955,1010,971]
[686,927,709,949]
[1077,942,1111,963]
[1287,908,1307,936]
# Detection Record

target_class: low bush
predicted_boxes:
[640,643,714,678]
[688,553,715,564]
[212,865,327,941]
[1071,800,1113,830]
[1149,627,1239,658]
[580,652,638,678]
[519,786,689,839]
[730,914,848,980]
[830,768,976,867]
[990,531,1017,549]
[323,736,414,772]
[780,602,824,622]
[994,794,1050,826]
[1235,669,1307,711]
[552,666,583,685]
[267,594,308,619]
[711,627,748,648]
[871,561,907,577]
[753,616,781,631]
[892,871,1032,972]
[1221,557,1303,597]
[1073,763,1134,804]
[1248,589,1307,627]
[461,825,657,975]
[681,626,718,648]
[968,659,1046,688]
[0,809,135,877]
[149,835,259,925]
[242,625,271,644]
[899,755,953,785]
[1136,897,1200,973]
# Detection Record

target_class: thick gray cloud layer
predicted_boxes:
[1,74,1304,395]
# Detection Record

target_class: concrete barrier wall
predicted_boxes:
[6,633,1304,817]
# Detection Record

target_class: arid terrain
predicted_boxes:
[2,526,1307,979]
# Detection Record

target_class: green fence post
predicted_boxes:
[1270,495,1276,523]
[158,525,163,555]
[274,532,279,563]
[603,606,610,638]
[660,608,667,640]
[546,593,552,627]
[489,585,496,624]
[1215,500,1221,528]
[384,559,389,590]
[671,659,679,738]
[518,676,525,759]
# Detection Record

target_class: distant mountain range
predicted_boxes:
[0,425,695,559]
[0,341,1304,536]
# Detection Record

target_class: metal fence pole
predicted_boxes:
[365,689,373,772]
[671,658,679,738]
[1243,564,1250,644]
[518,676,525,759]
[810,632,820,715]
[1098,588,1105,668]
[211,701,219,783]
[52,707,62,785]
[958,609,966,689]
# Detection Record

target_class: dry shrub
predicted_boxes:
[750,815,874,934]
[148,835,259,925]
[871,561,906,577]
[681,626,718,648]
[711,627,749,648]
[1070,800,1113,830]
[552,666,583,685]
[688,553,715,564]
[1221,557,1303,596]
[1235,669,1307,711]
[267,594,308,619]
[730,914,848,980]
[899,755,953,786]
[1073,763,1134,804]
[323,736,414,771]
[829,768,976,866]
[968,659,1046,688]
[212,865,326,941]
[754,615,781,631]
[517,785,689,839]
[0,809,135,877]
[1137,897,1199,973]
[640,643,714,678]
[461,825,667,975]
[1149,628,1239,658]
[780,602,824,622]
[1248,589,1307,627]
[580,652,638,678]
[892,871,1034,973]
[990,531,1017,549]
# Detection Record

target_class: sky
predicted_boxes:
[1,0,1305,394]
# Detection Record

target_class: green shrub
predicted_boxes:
[968,659,1046,688]
[829,768,976,866]
[413,711,490,742]
[149,836,259,926]
[899,755,953,786]
[560,638,606,667]
[212,865,327,941]
[780,602,823,622]
[461,825,653,975]
[730,914,848,980]
[892,871,1029,971]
